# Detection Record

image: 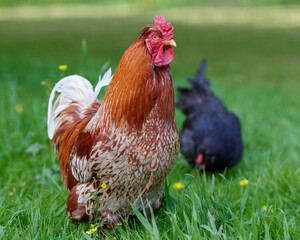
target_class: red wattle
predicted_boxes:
[153,45,174,67]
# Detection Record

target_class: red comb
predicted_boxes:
[153,16,174,39]
[196,154,203,165]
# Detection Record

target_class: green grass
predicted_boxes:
[0,4,300,239]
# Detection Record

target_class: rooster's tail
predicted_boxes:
[47,68,112,139]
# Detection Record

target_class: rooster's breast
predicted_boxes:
[84,105,179,215]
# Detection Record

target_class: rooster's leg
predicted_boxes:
[101,209,122,232]
[142,194,164,220]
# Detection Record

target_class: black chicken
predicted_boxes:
[177,60,243,171]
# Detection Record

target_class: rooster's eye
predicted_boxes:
[153,35,157,39]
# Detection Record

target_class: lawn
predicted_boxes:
[0,3,299,239]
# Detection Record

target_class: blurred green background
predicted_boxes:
[1,0,300,6]
[0,0,299,239]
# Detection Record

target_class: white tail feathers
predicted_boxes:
[47,68,113,139]
[95,68,112,98]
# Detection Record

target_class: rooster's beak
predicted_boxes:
[165,40,176,47]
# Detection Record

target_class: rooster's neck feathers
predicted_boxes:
[94,38,175,131]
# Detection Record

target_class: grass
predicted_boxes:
[0,4,300,239]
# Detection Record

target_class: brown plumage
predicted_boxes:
[47,16,179,231]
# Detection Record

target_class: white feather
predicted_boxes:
[95,68,112,98]
[47,69,113,140]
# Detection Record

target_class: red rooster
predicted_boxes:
[47,16,179,230]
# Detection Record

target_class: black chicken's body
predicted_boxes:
[177,60,243,171]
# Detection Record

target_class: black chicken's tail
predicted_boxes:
[187,60,210,92]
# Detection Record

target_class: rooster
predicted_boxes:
[47,16,179,231]
[177,60,243,171]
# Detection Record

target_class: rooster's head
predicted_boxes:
[140,16,176,67]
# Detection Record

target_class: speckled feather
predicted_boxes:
[48,20,179,228]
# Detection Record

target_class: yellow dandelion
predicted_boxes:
[9,192,14,196]
[15,104,24,113]
[173,182,185,189]
[239,179,249,187]
[90,224,95,227]
[262,205,267,211]
[101,183,107,189]
[58,65,67,71]
[86,226,98,235]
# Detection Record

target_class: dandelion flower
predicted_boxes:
[101,183,107,189]
[262,205,267,211]
[86,225,98,235]
[173,182,185,189]
[15,104,23,113]
[239,179,249,186]
[90,224,95,227]
[58,65,67,71]
[9,192,14,196]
